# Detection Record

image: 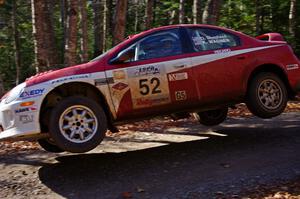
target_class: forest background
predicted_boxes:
[0,0,299,95]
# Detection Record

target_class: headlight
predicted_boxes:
[4,82,26,104]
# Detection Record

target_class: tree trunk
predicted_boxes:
[153,0,156,25]
[255,0,261,35]
[193,0,201,24]
[92,0,103,57]
[134,0,139,32]
[79,0,88,62]
[169,10,176,25]
[64,0,79,66]
[31,0,59,72]
[112,0,128,45]
[211,0,222,24]
[260,5,265,34]
[0,75,5,97]
[145,0,153,29]
[202,0,222,25]
[60,0,67,64]
[179,0,185,24]
[108,0,113,42]
[103,0,108,51]
[289,0,297,39]
[202,0,211,24]
[12,0,21,85]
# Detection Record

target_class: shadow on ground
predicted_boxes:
[37,115,300,199]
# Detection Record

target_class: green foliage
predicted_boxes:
[219,0,256,35]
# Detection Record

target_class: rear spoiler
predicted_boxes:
[256,33,285,42]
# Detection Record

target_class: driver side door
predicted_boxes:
[107,28,198,120]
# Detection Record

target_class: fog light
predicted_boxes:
[3,110,14,129]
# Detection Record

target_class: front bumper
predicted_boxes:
[0,99,42,140]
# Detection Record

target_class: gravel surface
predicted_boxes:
[1,112,300,199]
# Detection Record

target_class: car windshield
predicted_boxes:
[89,38,130,62]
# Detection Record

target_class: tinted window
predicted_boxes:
[117,29,183,63]
[187,28,240,52]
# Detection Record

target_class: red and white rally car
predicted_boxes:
[1,24,300,153]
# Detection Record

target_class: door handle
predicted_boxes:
[174,64,186,68]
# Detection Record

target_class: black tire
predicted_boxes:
[246,72,288,118]
[194,107,228,126]
[48,96,107,153]
[38,139,65,153]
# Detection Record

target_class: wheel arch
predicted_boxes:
[246,64,295,99]
[39,82,114,133]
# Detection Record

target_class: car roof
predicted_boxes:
[128,24,248,40]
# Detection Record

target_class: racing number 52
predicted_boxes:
[139,77,162,95]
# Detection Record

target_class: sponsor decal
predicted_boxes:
[175,91,187,101]
[168,72,188,81]
[206,35,230,44]
[214,49,231,54]
[19,115,34,124]
[51,74,91,84]
[15,108,29,113]
[135,96,170,107]
[192,36,206,46]
[95,77,114,86]
[127,65,170,109]
[192,35,230,46]
[15,106,37,113]
[20,88,45,99]
[286,64,299,70]
[112,82,128,91]
[130,65,160,77]
[113,70,126,80]
[29,106,37,111]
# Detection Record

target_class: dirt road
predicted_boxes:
[1,113,300,199]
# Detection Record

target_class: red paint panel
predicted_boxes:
[167,68,199,104]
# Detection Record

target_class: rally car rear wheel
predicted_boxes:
[48,96,107,153]
[194,107,228,126]
[38,138,65,153]
[246,72,288,118]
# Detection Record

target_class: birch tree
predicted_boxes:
[179,0,185,24]
[193,0,201,24]
[289,0,297,39]
[202,0,222,25]
[79,0,88,62]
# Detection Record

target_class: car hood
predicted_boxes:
[26,62,104,86]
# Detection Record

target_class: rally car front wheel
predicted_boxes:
[194,107,228,126]
[48,96,107,153]
[246,72,288,118]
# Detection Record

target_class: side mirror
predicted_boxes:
[110,48,135,64]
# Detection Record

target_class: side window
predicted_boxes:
[137,29,182,60]
[187,28,240,52]
[116,29,183,63]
